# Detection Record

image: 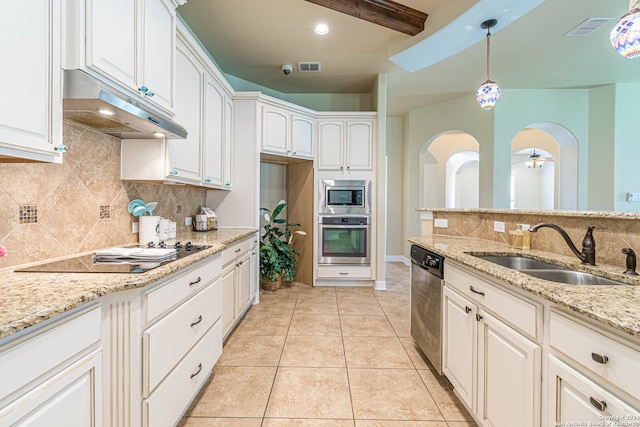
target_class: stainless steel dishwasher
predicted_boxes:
[410,244,444,375]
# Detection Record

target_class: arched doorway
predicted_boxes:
[511,124,578,210]
[419,131,480,208]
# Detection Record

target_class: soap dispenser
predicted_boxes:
[509,224,530,250]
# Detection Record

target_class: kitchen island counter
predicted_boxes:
[0,228,257,340]
[409,235,640,338]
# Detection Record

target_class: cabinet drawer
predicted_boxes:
[221,238,252,266]
[143,320,222,427]
[144,280,222,394]
[317,265,372,279]
[550,311,640,400]
[548,355,639,424]
[145,255,221,324]
[0,305,101,402]
[446,265,539,339]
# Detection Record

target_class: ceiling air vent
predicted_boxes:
[298,62,321,72]
[565,18,613,37]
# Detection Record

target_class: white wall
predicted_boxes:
[512,161,554,210]
[386,117,403,256]
[455,161,480,208]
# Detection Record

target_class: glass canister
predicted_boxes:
[509,224,530,250]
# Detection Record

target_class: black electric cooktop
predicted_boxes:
[15,242,212,274]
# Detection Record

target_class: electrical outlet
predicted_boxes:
[185,217,192,226]
[627,192,640,202]
[434,218,448,228]
[494,221,505,233]
[520,223,530,231]
[132,222,139,233]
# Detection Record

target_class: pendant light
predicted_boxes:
[526,150,544,169]
[476,19,501,110]
[611,0,640,58]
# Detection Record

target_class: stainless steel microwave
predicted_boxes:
[319,180,371,215]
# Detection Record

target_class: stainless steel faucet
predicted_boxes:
[529,223,596,265]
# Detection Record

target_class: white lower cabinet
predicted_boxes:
[221,234,259,338]
[443,262,541,427]
[548,355,639,424]
[0,306,102,426]
[141,255,223,426]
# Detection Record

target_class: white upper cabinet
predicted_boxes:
[81,0,176,112]
[0,0,63,163]
[260,103,315,160]
[120,21,233,189]
[317,116,376,172]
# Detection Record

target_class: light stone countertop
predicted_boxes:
[0,228,258,341]
[409,235,640,339]
[416,207,640,220]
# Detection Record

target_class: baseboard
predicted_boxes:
[374,280,387,290]
[386,255,410,266]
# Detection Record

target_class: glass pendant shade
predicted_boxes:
[477,19,499,110]
[476,80,501,110]
[610,8,640,58]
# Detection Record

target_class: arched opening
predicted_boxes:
[511,124,578,210]
[419,131,479,208]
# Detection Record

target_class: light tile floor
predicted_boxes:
[179,262,477,426]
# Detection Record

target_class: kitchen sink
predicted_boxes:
[474,255,565,270]
[519,269,630,286]
[472,254,630,286]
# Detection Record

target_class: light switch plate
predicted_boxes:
[494,221,505,233]
[627,192,640,202]
[434,218,448,228]
[185,217,192,226]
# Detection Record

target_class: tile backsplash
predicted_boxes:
[0,123,207,268]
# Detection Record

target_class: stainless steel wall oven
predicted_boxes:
[318,216,371,265]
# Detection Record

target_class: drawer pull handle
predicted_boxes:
[190,363,203,379]
[476,313,483,322]
[339,272,349,275]
[190,315,203,327]
[589,397,607,412]
[465,306,472,314]
[189,277,202,286]
[235,248,241,253]
[591,352,609,364]
[470,286,485,296]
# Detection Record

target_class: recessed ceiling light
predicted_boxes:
[314,24,329,35]
[97,108,115,116]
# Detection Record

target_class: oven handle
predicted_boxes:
[320,224,369,228]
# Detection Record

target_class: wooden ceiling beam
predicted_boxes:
[305,0,428,36]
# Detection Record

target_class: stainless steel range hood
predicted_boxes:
[63,70,187,139]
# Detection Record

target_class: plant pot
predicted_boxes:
[261,273,282,291]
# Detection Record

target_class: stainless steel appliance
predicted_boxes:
[318,216,370,265]
[410,244,444,374]
[15,241,210,274]
[63,69,188,139]
[319,180,371,215]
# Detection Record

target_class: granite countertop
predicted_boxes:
[0,228,258,341]
[409,235,640,339]
[416,207,640,220]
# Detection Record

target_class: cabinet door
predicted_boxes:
[140,0,175,111]
[86,0,138,90]
[477,310,541,427]
[291,114,314,159]
[223,96,233,189]
[317,121,344,170]
[346,120,373,170]
[442,285,476,409]
[0,0,62,163]
[250,240,259,301]
[548,355,640,425]
[0,350,102,427]
[203,74,225,187]
[237,252,252,314]
[221,263,237,337]
[168,40,203,183]
[262,106,290,154]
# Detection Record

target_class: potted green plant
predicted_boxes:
[259,200,303,291]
